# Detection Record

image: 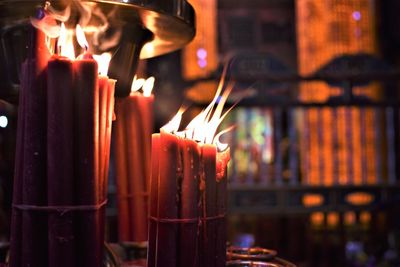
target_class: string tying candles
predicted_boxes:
[148,67,233,267]
[10,10,116,266]
[113,75,155,242]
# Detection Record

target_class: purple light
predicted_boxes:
[352,11,361,21]
[197,59,207,68]
[196,48,207,60]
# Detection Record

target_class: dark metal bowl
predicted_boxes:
[226,260,284,267]
[0,0,195,99]
[227,247,278,262]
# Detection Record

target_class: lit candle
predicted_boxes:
[47,55,75,267]
[11,19,116,267]
[113,76,154,242]
[148,74,233,267]
[20,25,51,267]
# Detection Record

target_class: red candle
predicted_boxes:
[113,80,154,243]
[114,100,131,241]
[99,76,109,199]
[73,55,101,267]
[125,95,148,241]
[201,144,218,267]
[9,61,27,267]
[47,55,75,267]
[216,149,230,267]
[149,137,231,267]
[101,78,116,245]
[20,27,51,267]
[148,78,233,267]
[150,131,180,267]
[103,79,116,196]
[148,134,160,267]
[179,138,201,267]
[11,20,116,267]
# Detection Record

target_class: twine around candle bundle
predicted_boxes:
[148,213,226,225]
[12,199,108,216]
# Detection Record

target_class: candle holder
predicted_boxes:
[226,247,296,267]
[226,260,284,267]
[227,247,277,261]
[0,0,195,100]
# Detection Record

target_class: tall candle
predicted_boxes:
[179,138,201,267]
[216,149,230,267]
[113,79,154,243]
[21,27,50,267]
[9,62,27,267]
[47,56,75,267]
[103,79,116,193]
[158,130,180,267]
[125,96,146,241]
[100,78,116,246]
[148,134,160,267]
[201,144,218,267]
[114,100,131,241]
[99,76,109,200]
[11,20,116,267]
[73,55,101,267]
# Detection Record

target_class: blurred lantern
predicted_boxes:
[182,0,218,80]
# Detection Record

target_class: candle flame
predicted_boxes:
[76,24,89,51]
[162,65,234,151]
[131,76,145,93]
[58,23,75,59]
[161,106,187,133]
[143,77,155,97]
[213,125,235,151]
[93,53,112,76]
[130,76,155,97]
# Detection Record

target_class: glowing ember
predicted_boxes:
[93,53,112,76]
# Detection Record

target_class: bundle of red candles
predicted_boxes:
[10,19,115,267]
[148,78,233,267]
[114,76,154,242]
